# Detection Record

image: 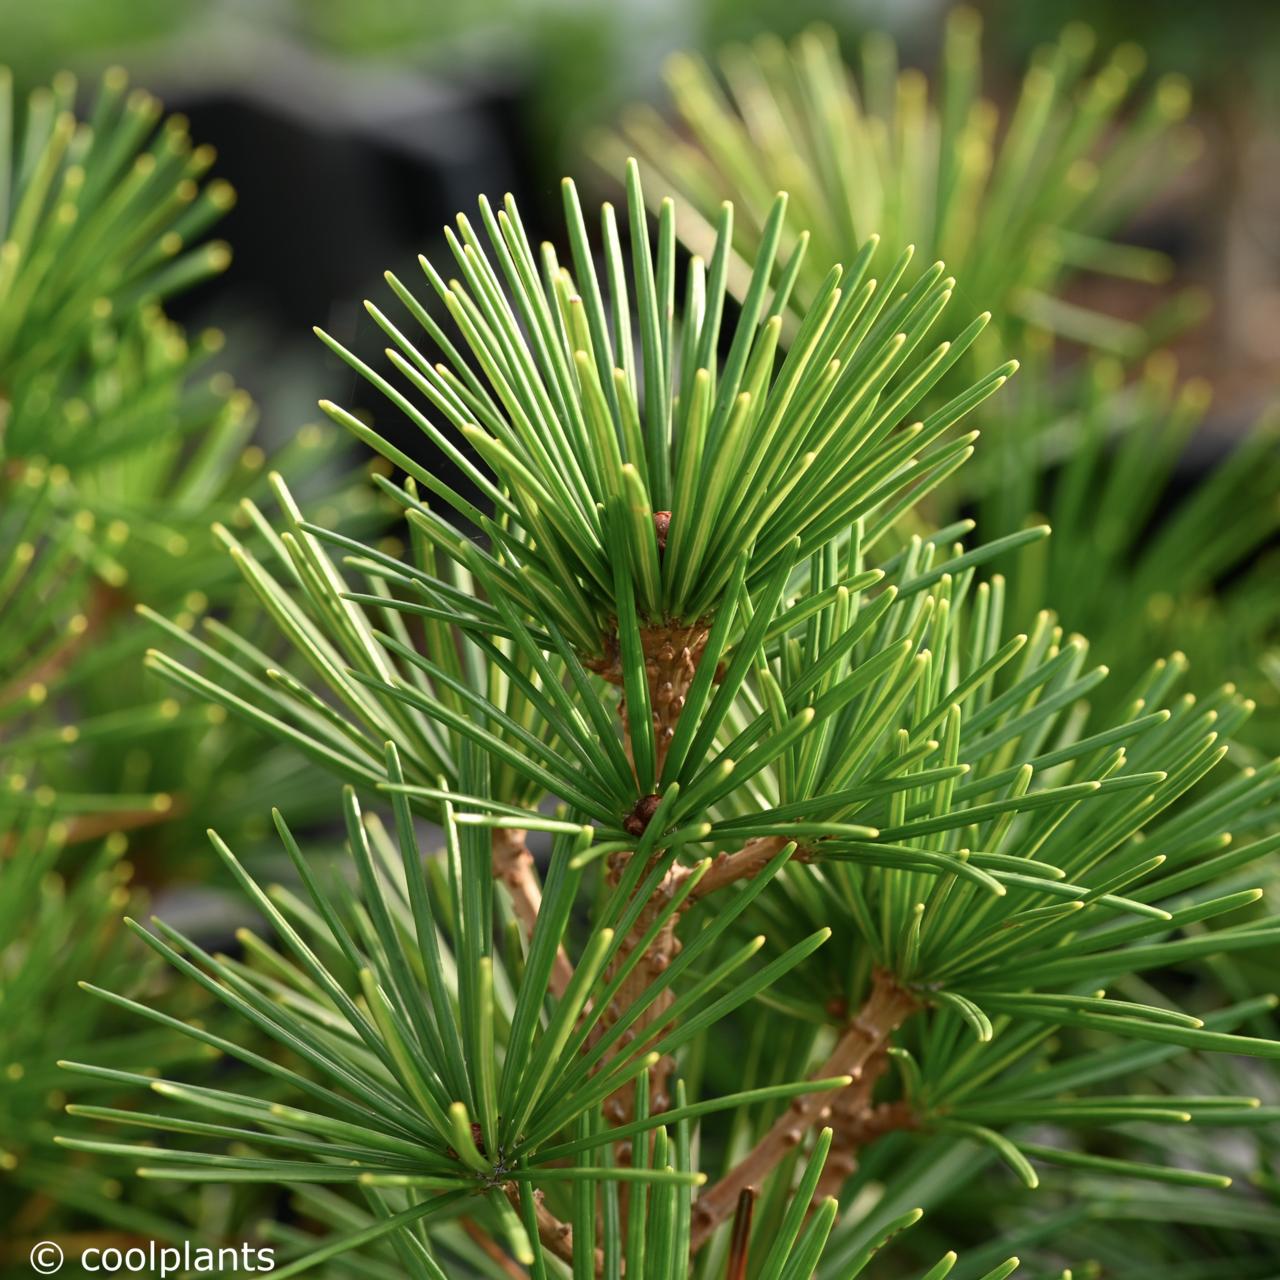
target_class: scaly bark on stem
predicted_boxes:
[589,619,711,1120]
[594,837,791,1125]
[690,968,917,1252]
[682,834,790,899]
[813,1098,916,1203]
[588,621,710,778]
[504,1184,603,1273]
[492,827,574,998]
[596,834,790,1126]
[597,858,684,1125]
[595,825,783,1126]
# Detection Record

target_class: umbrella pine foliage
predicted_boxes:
[0,62,365,1247]
[607,12,1280,742]
[55,156,1280,1279]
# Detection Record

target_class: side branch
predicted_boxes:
[492,827,574,998]
[690,968,917,1251]
[813,1098,916,1202]
[505,1185,603,1273]
[0,579,123,707]
[683,835,790,899]
[460,1218,525,1279]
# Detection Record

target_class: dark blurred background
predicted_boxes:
[6,0,1278,443]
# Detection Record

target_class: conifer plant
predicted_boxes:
[57,156,1280,1280]
[0,64,369,856]
[609,12,1280,742]
[0,62,367,1250]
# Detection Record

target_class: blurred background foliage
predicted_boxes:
[4,0,1276,433]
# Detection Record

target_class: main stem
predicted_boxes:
[594,620,711,1122]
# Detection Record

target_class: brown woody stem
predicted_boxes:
[588,621,710,778]
[0,580,125,707]
[504,1184,603,1273]
[598,860,684,1125]
[683,834,790,899]
[726,1187,756,1280]
[492,827,574,998]
[594,834,791,1123]
[812,1098,916,1203]
[690,968,917,1251]
[460,1217,525,1279]
[0,802,181,857]
[587,620,711,1123]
